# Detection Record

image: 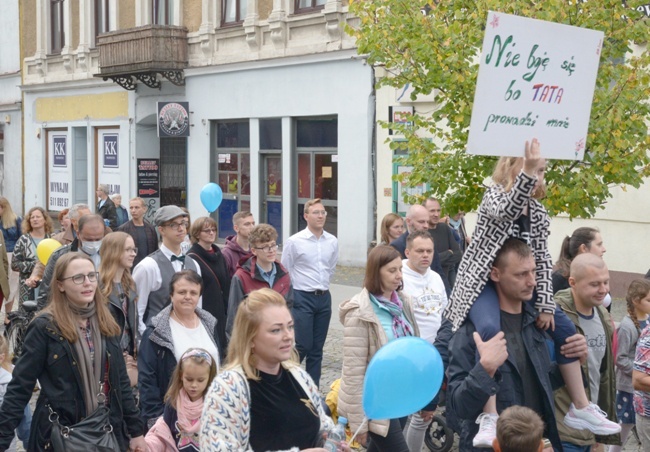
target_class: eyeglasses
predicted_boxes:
[309,210,328,216]
[125,247,138,254]
[60,272,99,285]
[165,221,189,231]
[253,243,279,253]
[201,228,217,234]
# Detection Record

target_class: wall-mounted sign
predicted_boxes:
[158,102,190,138]
[389,106,415,135]
[103,133,119,168]
[53,136,67,167]
[48,132,71,210]
[137,159,160,198]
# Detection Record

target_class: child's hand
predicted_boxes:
[523,138,543,177]
[536,312,554,331]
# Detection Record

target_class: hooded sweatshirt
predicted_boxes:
[400,259,448,343]
[222,235,251,278]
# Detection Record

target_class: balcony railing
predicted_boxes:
[96,24,188,90]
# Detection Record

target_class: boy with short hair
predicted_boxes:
[493,406,545,452]
[226,223,293,337]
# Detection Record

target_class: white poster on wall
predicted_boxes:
[48,132,71,211]
[467,11,603,160]
[97,128,122,195]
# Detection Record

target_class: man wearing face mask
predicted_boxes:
[36,214,106,310]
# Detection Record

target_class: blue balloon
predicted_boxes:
[362,337,444,420]
[200,183,223,213]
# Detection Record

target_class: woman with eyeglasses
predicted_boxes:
[0,252,147,451]
[99,232,140,388]
[187,217,230,355]
[138,270,220,432]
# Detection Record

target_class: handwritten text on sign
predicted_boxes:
[467,11,603,160]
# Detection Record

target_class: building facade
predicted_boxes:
[20,0,375,265]
[1,1,23,213]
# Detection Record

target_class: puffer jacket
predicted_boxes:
[338,288,419,437]
[554,289,620,446]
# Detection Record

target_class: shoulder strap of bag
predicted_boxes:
[187,252,222,290]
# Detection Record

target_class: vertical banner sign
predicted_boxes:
[97,129,122,194]
[137,159,160,223]
[48,132,71,210]
[467,11,604,160]
[157,102,190,138]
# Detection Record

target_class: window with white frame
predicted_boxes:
[222,0,247,25]
[295,0,326,14]
[50,0,65,54]
[152,0,174,25]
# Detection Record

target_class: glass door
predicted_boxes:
[213,121,250,240]
[262,154,282,243]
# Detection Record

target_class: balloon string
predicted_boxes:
[349,417,368,445]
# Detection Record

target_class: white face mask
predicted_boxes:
[81,240,102,255]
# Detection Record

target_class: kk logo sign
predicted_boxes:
[103,134,119,168]
[53,136,67,167]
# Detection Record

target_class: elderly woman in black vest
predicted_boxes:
[138,270,221,430]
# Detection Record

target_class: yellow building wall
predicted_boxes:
[35,92,129,122]
[260,0,273,21]
[22,0,36,59]
[119,0,136,29]
[71,0,80,50]
[183,0,201,32]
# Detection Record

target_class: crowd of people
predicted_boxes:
[0,137,645,451]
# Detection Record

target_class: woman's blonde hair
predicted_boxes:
[98,232,136,299]
[164,348,217,409]
[40,253,120,342]
[0,198,18,229]
[492,157,546,200]
[23,207,54,235]
[226,288,298,380]
[0,336,11,372]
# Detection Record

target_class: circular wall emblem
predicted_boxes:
[159,102,189,136]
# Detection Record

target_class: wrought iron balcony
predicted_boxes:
[95,25,188,90]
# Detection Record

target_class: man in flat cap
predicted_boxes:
[133,205,201,335]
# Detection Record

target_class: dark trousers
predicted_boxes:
[292,289,332,387]
[367,417,409,452]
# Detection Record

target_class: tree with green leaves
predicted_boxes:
[348,0,650,218]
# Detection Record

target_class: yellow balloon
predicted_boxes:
[37,238,62,266]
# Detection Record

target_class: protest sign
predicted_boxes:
[467,11,603,160]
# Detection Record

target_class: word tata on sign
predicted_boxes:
[482,33,577,132]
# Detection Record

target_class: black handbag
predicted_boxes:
[48,338,120,452]
[48,403,120,452]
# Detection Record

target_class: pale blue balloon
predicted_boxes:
[200,183,223,213]
[362,336,444,420]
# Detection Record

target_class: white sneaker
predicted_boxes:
[473,412,499,448]
[563,403,622,435]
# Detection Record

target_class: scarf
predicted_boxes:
[175,388,203,449]
[70,301,104,415]
[371,291,414,339]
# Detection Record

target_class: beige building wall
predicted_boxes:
[119,0,136,30]
[22,0,36,59]
[183,0,201,32]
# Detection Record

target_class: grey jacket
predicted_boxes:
[616,315,641,393]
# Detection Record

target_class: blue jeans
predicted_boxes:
[559,441,591,451]
[16,404,31,449]
[292,290,332,387]
[468,283,578,364]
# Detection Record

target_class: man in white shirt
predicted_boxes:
[133,205,201,336]
[401,230,449,452]
[281,198,338,387]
